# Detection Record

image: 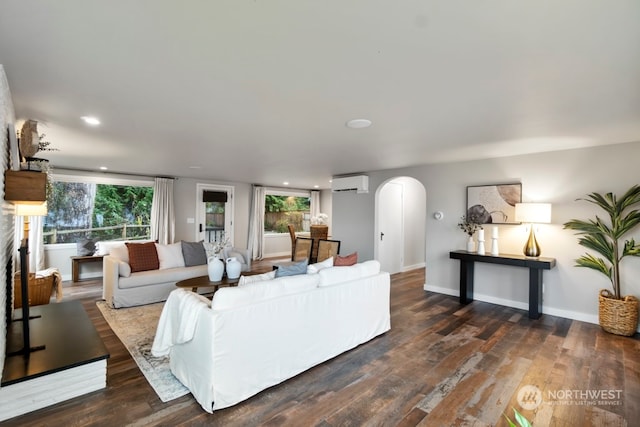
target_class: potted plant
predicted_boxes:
[563,185,640,336]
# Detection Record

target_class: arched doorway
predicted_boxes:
[374,177,426,274]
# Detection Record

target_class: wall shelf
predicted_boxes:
[4,170,46,202]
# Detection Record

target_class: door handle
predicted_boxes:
[199,224,203,233]
[380,232,384,241]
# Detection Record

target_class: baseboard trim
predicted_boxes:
[402,263,425,272]
[424,283,610,328]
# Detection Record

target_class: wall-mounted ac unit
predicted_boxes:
[331,175,369,193]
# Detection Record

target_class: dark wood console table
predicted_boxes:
[449,250,556,319]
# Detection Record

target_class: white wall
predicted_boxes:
[332,141,640,325]
[0,64,16,376]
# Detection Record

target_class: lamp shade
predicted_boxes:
[515,203,551,224]
[15,201,48,217]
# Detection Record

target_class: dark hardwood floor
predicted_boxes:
[2,259,639,426]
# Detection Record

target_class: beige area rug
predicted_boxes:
[96,301,190,402]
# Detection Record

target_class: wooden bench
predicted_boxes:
[70,255,105,282]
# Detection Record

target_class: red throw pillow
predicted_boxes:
[126,242,160,272]
[334,252,358,266]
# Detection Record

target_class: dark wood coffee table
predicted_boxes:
[175,275,240,293]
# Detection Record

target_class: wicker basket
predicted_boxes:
[598,289,639,336]
[13,272,55,308]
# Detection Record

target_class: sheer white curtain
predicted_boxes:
[150,177,175,245]
[310,190,320,219]
[247,185,266,260]
[14,215,45,272]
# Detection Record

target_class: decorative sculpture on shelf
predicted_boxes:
[19,119,40,159]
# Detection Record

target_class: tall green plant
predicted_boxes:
[563,185,640,299]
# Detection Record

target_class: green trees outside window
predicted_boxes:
[45,181,153,244]
[264,195,310,233]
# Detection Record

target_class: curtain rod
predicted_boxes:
[54,167,177,180]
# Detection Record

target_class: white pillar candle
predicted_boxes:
[478,229,484,241]
[492,227,499,238]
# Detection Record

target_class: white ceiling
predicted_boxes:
[1,1,639,189]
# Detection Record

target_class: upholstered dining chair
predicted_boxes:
[292,237,313,262]
[287,224,296,258]
[316,239,341,262]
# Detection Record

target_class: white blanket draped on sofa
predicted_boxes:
[151,289,210,356]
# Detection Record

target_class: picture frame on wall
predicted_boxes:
[466,183,522,224]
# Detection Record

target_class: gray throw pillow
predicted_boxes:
[76,239,96,256]
[275,260,308,278]
[181,241,207,266]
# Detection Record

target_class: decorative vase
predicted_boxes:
[491,237,499,256]
[226,256,241,280]
[207,256,224,282]
[466,236,475,252]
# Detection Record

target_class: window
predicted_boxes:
[264,192,311,233]
[44,176,154,244]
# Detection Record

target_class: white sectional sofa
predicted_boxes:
[151,260,391,412]
[102,240,209,308]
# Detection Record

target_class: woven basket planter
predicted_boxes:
[13,272,54,308]
[598,289,639,336]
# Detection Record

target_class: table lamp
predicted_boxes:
[515,203,551,257]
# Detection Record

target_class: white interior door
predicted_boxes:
[378,181,403,274]
[196,184,234,244]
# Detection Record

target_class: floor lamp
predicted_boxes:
[8,201,48,357]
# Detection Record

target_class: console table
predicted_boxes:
[449,250,556,319]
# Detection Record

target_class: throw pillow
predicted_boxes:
[110,244,130,263]
[118,261,132,278]
[94,240,132,256]
[126,242,160,273]
[238,270,276,286]
[226,250,246,265]
[76,239,96,256]
[334,252,358,266]
[155,242,186,270]
[307,256,334,274]
[181,241,207,266]
[275,260,308,278]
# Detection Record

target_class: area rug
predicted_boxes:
[96,300,190,402]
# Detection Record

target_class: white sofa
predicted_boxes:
[102,240,208,308]
[151,260,391,412]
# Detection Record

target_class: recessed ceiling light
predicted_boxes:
[313,185,319,189]
[81,116,100,126]
[283,182,289,186]
[346,119,372,129]
[99,166,108,170]
[188,165,202,169]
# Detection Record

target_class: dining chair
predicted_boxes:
[316,239,341,262]
[292,237,313,262]
[287,224,296,258]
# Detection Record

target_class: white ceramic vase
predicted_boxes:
[226,257,242,279]
[466,236,475,252]
[207,256,224,282]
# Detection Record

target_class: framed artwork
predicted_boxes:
[466,183,522,224]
